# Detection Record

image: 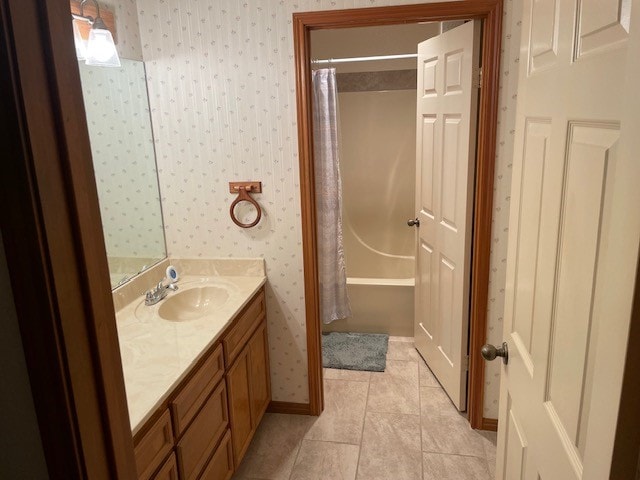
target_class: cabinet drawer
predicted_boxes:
[176,380,229,480]
[198,430,233,480]
[134,410,174,480]
[153,453,178,480]
[171,343,224,436]
[223,289,265,364]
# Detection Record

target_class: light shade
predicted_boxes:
[85,27,121,67]
[73,21,87,60]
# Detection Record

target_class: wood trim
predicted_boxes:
[0,0,137,477]
[610,256,640,478]
[481,418,498,432]
[267,401,312,416]
[293,1,502,427]
[466,0,503,431]
[293,10,323,417]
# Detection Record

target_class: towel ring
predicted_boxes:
[229,182,262,228]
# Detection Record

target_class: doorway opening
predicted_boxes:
[293,1,503,431]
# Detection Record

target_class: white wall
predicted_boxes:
[136,0,522,418]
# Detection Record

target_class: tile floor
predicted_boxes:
[233,337,497,480]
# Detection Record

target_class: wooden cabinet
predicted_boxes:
[226,345,253,465]
[198,431,233,480]
[248,322,270,423]
[154,454,179,480]
[170,344,225,436]
[223,290,265,365]
[226,311,270,468]
[134,410,174,480]
[176,381,229,480]
[133,287,270,480]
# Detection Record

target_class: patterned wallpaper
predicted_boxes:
[78,60,166,276]
[104,0,143,60]
[135,0,521,418]
[483,0,522,418]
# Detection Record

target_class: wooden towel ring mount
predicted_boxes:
[229,181,262,228]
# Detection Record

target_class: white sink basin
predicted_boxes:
[157,286,230,321]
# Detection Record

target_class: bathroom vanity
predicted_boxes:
[113,259,270,480]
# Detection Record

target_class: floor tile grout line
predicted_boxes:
[418,354,425,480]
[286,426,307,480]
[354,366,371,480]
[421,449,490,459]
[299,438,362,447]
[484,456,493,478]
[480,436,495,479]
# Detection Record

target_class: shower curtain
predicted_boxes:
[312,68,352,324]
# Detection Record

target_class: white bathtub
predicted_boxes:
[323,259,416,337]
[323,88,416,337]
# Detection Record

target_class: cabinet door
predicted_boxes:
[134,410,174,480]
[226,347,253,467]
[198,430,233,480]
[248,322,270,427]
[176,381,228,480]
[152,454,178,480]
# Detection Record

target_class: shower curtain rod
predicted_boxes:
[311,53,417,65]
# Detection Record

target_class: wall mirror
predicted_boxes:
[78,59,167,288]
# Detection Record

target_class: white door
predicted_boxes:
[414,20,480,411]
[495,0,640,478]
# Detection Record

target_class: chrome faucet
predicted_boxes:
[144,279,178,306]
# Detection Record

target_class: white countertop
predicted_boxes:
[115,274,266,434]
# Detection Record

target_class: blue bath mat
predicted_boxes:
[322,332,389,372]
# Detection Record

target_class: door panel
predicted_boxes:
[418,240,435,339]
[441,115,461,229]
[545,122,617,453]
[226,348,252,467]
[420,115,436,217]
[503,396,528,480]
[575,0,631,58]
[496,0,639,478]
[528,0,560,74]
[414,20,480,410]
[511,119,550,358]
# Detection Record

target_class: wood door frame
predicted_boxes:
[293,1,503,429]
[0,0,137,477]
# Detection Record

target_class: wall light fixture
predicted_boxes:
[72,0,120,67]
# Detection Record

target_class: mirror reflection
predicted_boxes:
[78,59,166,288]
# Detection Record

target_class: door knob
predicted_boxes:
[481,342,509,365]
[407,218,420,227]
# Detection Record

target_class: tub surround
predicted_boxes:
[323,278,415,337]
[113,258,266,434]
